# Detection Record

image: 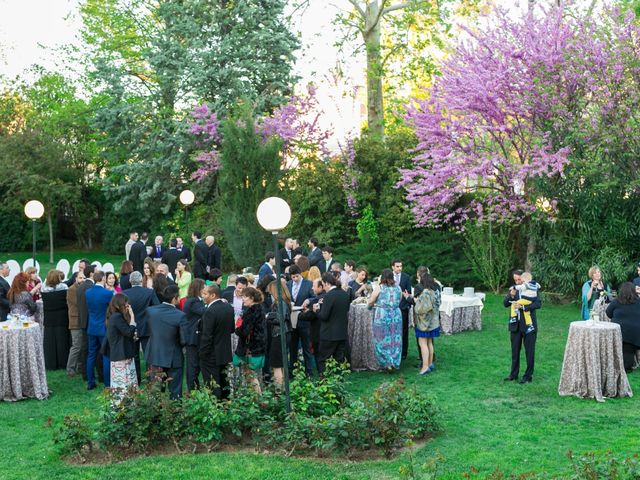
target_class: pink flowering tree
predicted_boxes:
[189,84,331,181]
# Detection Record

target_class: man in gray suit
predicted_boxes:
[145,285,188,399]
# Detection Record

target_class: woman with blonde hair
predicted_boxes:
[581,266,611,320]
[25,266,42,301]
[41,269,70,370]
[266,278,292,386]
[307,266,321,283]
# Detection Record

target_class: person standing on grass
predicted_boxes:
[86,271,113,389]
[503,269,541,384]
[66,270,85,377]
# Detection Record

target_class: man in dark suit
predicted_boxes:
[279,238,295,272]
[307,237,322,268]
[85,271,113,390]
[156,263,177,286]
[298,278,325,366]
[0,262,11,321]
[129,232,148,273]
[206,235,221,271]
[258,252,276,282]
[182,286,206,392]
[318,246,338,274]
[192,231,209,280]
[504,269,541,384]
[292,239,304,258]
[65,258,89,287]
[162,239,182,275]
[122,271,160,384]
[145,285,188,399]
[77,264,96,381]
[221,274,237,303]
[315,272,350,374]
[392,259,413,360]
[149,235,165,261]
[176,237,191,263]
[199,284,235,399]
[287,265,315,376]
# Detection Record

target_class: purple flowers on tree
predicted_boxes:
[399,7,640,230]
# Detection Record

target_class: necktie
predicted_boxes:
[157,246,160,256]
[395,274,400,287]
[292,281,299,302]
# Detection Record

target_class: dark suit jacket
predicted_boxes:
[122,286,160,338]
[258,263,274,282]
[176,246,191,263]
[183,296,206,346]
[0,276,11,320]
[86,284,114,337]
[208,244,221,271]
[287,279,313,307]
[193,240,209,279]
[199,300,235,365]
[150,244,165,261]
[145,303,188,369]
[106,312,137,362]
[398,272,412,310]
[129,240,147,273]
[317,287,350,341]
[279,248,294,272]
[503,287,541,333]
[162,248,183,275]
[221,286,235,304]
[307,247,322,268]
[76,279,94,330]
[318,258,338,274]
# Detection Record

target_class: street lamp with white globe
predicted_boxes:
[179,189,195,238]
[256,196,292,411]
[24,200,45,269]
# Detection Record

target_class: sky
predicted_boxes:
[0,0,537,142]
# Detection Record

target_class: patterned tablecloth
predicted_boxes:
[439,294,484,317]
[439,305,482,335]
[0,321,49,401]
[558,320,632,402]
[348,304,380,372]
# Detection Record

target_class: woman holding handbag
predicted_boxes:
[266,278,292,386]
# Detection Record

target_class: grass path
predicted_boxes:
[1,294,638,479]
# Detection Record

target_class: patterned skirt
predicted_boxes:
[110,358,137,404]
[372,307,402,369]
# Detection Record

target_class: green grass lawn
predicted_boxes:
[1,294,638,479]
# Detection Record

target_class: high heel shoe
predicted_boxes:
[418,368,430,375]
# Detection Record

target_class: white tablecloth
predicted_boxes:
[439,294,485,317]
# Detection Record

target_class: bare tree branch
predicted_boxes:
[347,0,365,17]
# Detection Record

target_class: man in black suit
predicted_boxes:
[145,285,188,399]
[318,246,338,274]
[176,237,191,263]
[287,265,315,376]
[122,271,160,384]
[291,239,304,258]
[150,235,165,261]
[279,238,295,272]
[182,284,206,392]
[162,239,182,275]
[192,231,209,280]
[0,262,11,321]
[129,232,148,273]
[76,264,96,381]
[307,237,322,268]
[299,278,325,366]
[156,263,177,286]
[314,272,350,374]
[65,258,89,287]
[199,284,235,399]
[392,259,413,360]
[206,235,221,271]
[504,269,541,384]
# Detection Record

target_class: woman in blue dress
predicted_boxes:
[368,268,402,371]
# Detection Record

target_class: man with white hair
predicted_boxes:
[206,235,221,271]
[150,235,165,261]
[0,262,11,321]
[156,263,176,285]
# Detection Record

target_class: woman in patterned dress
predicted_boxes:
[106,293,137,404]
[367,268,402,371]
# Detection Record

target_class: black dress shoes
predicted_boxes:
[503,376,517,381]
[519,378,532,384]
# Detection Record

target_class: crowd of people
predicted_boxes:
[0,232,443,402]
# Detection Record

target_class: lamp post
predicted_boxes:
[256,197,292,412]
[179,189,195,237]
[24,200,45,269]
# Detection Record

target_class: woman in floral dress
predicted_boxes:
[368,268,402,371]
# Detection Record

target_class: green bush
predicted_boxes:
[335,232,480,289]
[54,368,439,461]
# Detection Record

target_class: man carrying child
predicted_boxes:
[503,269,542,384]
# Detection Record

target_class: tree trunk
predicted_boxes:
[363,2,385,139]
[528,0,535,12]
[47,210,54,264]
[525,234,535,273]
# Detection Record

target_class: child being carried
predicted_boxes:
[509,272,540,334]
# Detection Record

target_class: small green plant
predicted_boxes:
[567,450,640,480]
[356,204,380,248]
[53,413,93,459]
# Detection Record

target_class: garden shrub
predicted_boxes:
[54,367,440,461]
